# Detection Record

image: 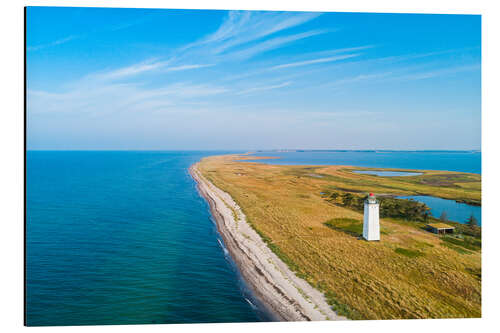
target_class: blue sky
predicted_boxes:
[26,7,481,150]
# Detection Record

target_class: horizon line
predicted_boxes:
[25,148,482,152]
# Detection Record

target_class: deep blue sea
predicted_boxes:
[26,150,481,326]
[26,151,271,326]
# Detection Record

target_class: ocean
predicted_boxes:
[26,150,481,326]
[26,151,269,326]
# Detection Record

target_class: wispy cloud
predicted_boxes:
[228,30,326,61]
[180,11,328,62]
[27,11,480,124]
[154,83,229,98]
[26,9,481,150]
[91,60,171,81]
[236,81,292,95]
[28,79,229,116]
[27,15,153,52]
[329,72,395,86]
[345,48,477,69]
[186,11,322,53]
[89,61,214,81]
[327,45,374,54]
[272,53,361,70]
[394,64,480,81]
[76,11,329,85]
[322,63,480,89]
[165,64,214,72]
[211,12,322,55]
[27,35,78,52]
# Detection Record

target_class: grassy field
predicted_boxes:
[197,154,481,320]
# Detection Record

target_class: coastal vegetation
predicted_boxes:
[323,190,432,221]
[197,154,481,320]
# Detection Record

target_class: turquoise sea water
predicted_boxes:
[26,151,271,326]
[26,150,481,326]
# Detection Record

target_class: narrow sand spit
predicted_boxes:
[190,163,347,321]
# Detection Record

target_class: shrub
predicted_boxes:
[323,190,432,222]
[440,211,448,222]
[466,214,478,227]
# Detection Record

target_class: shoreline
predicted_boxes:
[189,163,346,321]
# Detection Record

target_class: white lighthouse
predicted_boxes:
[363,193,380,241]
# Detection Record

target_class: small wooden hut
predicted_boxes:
[426,223,455,235]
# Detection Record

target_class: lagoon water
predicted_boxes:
[26,150,481,326]
[26,151,270,326]
[397,195,482,226]
[247,151,481,226]
[248,151,481,174]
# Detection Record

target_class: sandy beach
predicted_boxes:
[190,163,346,321]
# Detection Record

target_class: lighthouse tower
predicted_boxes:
[363,193,380,241]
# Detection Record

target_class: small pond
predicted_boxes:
[397,195,481,226]
[353,170,423,177]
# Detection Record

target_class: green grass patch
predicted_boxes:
[441,242,473,255]
[324,290,363,320]
[324,217,392,237]
[395,247,424,258]
[411,173,478,187]
[442,235,481,251]
[466,267,481,280]
[324,218,363,237]
[455,224,482,238]
[413,240,435,249]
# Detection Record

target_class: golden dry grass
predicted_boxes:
[198,154,481,320]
